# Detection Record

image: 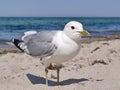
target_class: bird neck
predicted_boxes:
[63,30,81,45]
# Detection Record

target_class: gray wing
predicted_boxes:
[24,31,58,58]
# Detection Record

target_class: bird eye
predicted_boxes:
[71,26,75,29]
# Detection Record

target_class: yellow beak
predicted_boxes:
[80,30,90,36]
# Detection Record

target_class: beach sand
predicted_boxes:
[0,35,120,90]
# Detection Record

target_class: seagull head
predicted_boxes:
[64,21,90,41]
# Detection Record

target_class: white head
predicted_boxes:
[64,21,89,42]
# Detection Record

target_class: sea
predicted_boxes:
[0,17,120,41]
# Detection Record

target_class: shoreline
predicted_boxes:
[81,34,120,43]
[0,35,120,54]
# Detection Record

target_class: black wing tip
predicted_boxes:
[12,38,24,52]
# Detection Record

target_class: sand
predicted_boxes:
[0,36,120,90]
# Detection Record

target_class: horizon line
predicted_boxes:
[0,16,120,18]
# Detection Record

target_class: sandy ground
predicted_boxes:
[0,37,120,90]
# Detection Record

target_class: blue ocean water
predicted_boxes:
[0,17,120,40]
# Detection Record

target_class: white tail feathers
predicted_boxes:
[22,31,37,40]
[19,43,30,54]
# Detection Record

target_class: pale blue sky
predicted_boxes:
[0,0,120,17]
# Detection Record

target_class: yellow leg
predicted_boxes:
[45,68,48,86]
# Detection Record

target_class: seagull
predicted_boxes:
[12,21,89,85]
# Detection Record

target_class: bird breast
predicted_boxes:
[51,32,80,62]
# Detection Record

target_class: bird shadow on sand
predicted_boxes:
[26,73,89,86]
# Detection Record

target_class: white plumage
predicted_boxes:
[12,21,89,85]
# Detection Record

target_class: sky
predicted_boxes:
[0,0,120,17]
